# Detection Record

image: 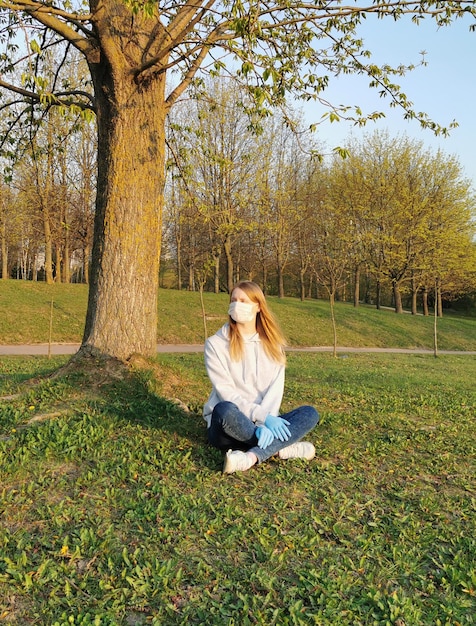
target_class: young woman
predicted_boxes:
[203,281,320,474]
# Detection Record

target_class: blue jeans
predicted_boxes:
[208,401,320,463]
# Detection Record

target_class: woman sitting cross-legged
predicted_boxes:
[203,281,320,474]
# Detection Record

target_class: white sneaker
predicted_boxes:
[223,450,255,474]
[278,442,315,461]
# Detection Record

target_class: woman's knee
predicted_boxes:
[211,401,237,423]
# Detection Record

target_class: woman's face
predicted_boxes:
[229,287,260,323]
[230,288,261,312]
[230,287,254,305]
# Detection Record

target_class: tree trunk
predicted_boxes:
[437,282,443,317]
[422,286,429,316]
[173,199,182,290]
[375,279,381,310]
[353,264,360,307]
[188,262,195,291]
[329,290,338,358]
[277,253,285,298]
[1,220,7,279]
[32,250,38,281]
[55,246,62,283]
[307,273,314,299]
[63,237,71,283]
[262,260,268,294]
[43,206,54,284]
[176,233,182,291]
[234,262,240,285]
[411,276,418,315]
[213,252,220,294]
[393,280,403,314]
[224,233,233,293]
[38,129,55,284]
[81,66,166,360]
[83,245,90,285]
[300,267,306,301]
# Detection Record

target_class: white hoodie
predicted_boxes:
[203,324,285,428]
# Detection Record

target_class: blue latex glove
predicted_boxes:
[255,425,274,449]
[265,414,291,442]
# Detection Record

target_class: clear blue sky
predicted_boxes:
[300,14,476,187]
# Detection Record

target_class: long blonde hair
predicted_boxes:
[228,281,287,364]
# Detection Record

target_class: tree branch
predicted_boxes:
[0,77,96,110]
[0,0,98,61]
[138,0,217,73]
[165,42,212,111]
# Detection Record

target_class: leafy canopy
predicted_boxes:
[1,0,475,138]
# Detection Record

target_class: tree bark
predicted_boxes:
[81,64,167,360]
[64,236,71,283]
[300,267,306,301]
[175,229,182,290]
[261,261,268,294]
[42,203,54,284]
[1,220,8,279]
[277,262,285,298]
[55,246,62,283]
[213,251,220,294]
[411,277,418,315]
[83,244,90,285]
[393,280,403,314]
[437,281,443,317]
[353,264,360,307]
[329,290,338,358]
[224,233,233,293]
[375,279,381,310]
[422,286,429,316]
[39,130,55,284]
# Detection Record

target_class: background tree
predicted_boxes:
[309,187,354,356]
[13,163,43,280]
[417,153,476,316]
[189,80,258,293]
[327,149,375,308]
[1,0,475,362]
[330,132,474,313]
[259,118,313,297]
[0,178,16,278]
[67,117,96,284]
[166,82,261,292]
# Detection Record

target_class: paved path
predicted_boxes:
[0,344,475,356]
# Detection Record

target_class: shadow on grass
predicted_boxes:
[0,352,223,471]
[98,368,222,472]
[0,356,68,395]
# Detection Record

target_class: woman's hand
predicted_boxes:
[255,426,274,449]
[265,414,291,442]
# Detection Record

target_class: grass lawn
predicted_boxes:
[1,351,475,625]
[1,281,475,350]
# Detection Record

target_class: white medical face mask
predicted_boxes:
[228,301,256,324]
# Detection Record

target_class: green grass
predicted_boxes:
[0,282,87,344]
[1,281,475,350]
[1,352,475,624]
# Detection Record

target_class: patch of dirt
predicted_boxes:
[52,348,130,388]
[0,595,35,624]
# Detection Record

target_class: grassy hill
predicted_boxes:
[0,280,475,350]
